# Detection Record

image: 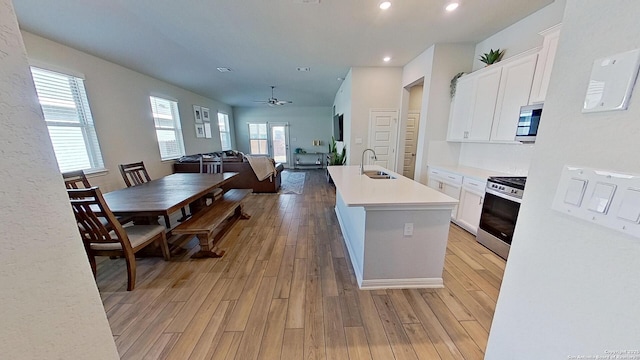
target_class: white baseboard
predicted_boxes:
[359,277,444,290]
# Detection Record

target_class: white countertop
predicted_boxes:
[428,164,511,181]
[328,165,458,208]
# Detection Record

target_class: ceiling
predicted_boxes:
[13,0,554,107]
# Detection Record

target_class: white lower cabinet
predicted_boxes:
[428,167,487,235]
[427,168,462,220]
[456,178,487,235]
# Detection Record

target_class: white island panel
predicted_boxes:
[329,165,457,289]
[362,209,450,288]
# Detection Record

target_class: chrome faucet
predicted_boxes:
[360,148,377,175]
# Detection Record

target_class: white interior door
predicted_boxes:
[268,123,289,165]
[403,112,420,179]
[368,109,399,171]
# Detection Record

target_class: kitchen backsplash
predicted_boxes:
[458,143,534,175]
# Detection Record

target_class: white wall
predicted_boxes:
[0,2,119,358]
[334,69,353,156]
[486,1,640,358]
[21,31,235,192]
[233,106,332,165]
[408,83,423,112]
[458,143,534,175]
[349,67,403,166]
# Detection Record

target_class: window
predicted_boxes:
[248,123,268,155]
[217,112,231,150]
[30,67,104,173]
[149,96,185,160]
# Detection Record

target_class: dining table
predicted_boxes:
[103,172,238,228]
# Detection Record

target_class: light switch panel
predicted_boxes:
[587,182,617,214]
[617,188,640,223]
[552,165,640,238]
[564,178,588,206]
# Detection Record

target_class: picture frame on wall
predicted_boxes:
[193,105,202,123]
[204,122,212,138]
[195,123,205,138]
[202,107,211,122]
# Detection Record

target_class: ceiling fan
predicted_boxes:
[253,86,292,106]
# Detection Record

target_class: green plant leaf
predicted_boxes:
[479,48,505,65]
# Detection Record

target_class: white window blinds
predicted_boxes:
[30,67,105,173]
[149,96,185,160]
[217,112,231,150]
[248,123,268,155]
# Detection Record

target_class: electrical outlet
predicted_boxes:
[403,223,414,236]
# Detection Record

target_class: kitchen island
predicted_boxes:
[328,165,458,289]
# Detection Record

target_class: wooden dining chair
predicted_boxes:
[62,170,91,189]
[119,161,152,187]
[118,161,186,225]
[200,156,224,202]
[68,187,170,291]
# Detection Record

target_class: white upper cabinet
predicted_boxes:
[448,75,474,141]
[448,49,540,143]
[490,53,538,142]
[529,24,562,104]
[468,67,502,141]
[447,66,501,142]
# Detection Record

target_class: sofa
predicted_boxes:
[174,151,283,193]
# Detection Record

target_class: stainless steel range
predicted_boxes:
[476,176,526,260]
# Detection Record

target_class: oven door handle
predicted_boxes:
[485,188,522,204]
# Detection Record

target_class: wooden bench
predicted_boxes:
[173,189,252,258]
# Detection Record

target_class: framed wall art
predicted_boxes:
[202,107,211,122]
[193,105,202,123]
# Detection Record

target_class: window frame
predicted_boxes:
[149,96,186,161]
[217,112,232,151]
[247,123,268,155]
[30,66,105,173]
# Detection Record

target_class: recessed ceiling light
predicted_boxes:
[445,1,459,11]
[297,67,311,72]
[383,56,391,62]
[379,1,391,10]
[216,67,232,72]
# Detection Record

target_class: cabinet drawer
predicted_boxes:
[428,168,463,185]
[462,177,487,194]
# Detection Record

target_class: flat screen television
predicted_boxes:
[333,114,343,141]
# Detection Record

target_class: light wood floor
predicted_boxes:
[97,169,505,360]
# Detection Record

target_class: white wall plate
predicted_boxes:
[583,48,640,113]
[552,165,640,238]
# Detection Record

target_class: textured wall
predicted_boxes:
[486,1,640,358]
[0,1,119,358]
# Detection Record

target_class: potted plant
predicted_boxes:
[479,49,505,66]
[327,136,346,183]
[450,72,465,99]
[328,136,346,166]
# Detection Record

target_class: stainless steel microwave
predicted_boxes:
[515,104,543,142]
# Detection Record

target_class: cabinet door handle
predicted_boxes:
[479,197,483,205]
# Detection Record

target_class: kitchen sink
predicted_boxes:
[363,170,396,179]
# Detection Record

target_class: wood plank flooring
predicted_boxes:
[96,169,505,359]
